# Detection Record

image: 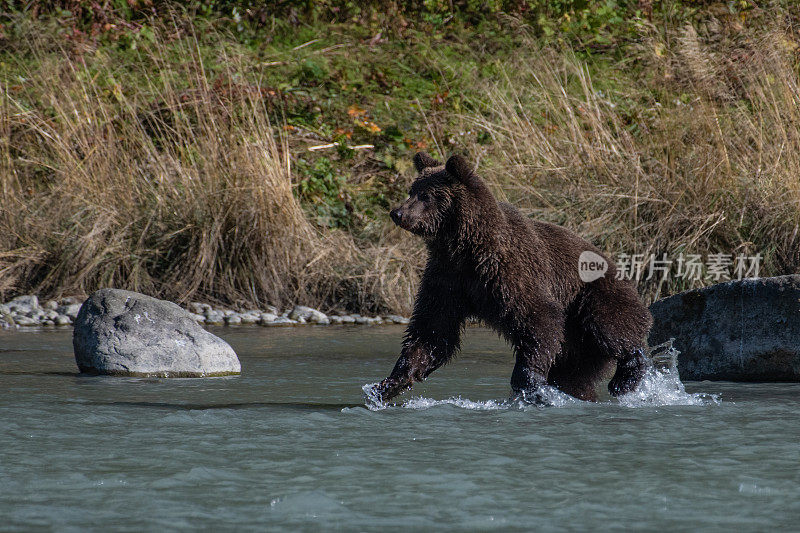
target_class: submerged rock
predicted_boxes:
[73,288,241,377]
[649,275,800,381]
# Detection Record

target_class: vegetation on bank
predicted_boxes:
[1,1,799,314]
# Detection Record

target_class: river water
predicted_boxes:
[0,327,798,531]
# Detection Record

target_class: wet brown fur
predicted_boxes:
[370,153,653,403]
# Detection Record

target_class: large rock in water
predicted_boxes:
[649,275,800,381]
[73,289,240,377]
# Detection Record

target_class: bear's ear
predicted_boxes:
[445,154,475,184]
[413,152,441,172]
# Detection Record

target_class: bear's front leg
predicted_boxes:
[367,343,439,403]
[366,323,463,404]
[365,278,466,405]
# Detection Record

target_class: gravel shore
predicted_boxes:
[0,295,409,330]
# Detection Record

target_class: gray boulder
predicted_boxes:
[7,295,39,314]
[204,312,224,325]
[73,289,241,377]
[10,294,39,306]
[58,303,83,320]
[384,315,409,324]
[289,305,329,325]
[239,313,259,325]
[15,316,38,327]
[355,316,382,325]
[259,312,278,324]
[649,275,800,381]
[267,316,296,326]
[224,314,242,325]
[188,302,212,315]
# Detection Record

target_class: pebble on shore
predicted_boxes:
[0,295,409,330]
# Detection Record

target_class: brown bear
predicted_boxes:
[366,152,653,404]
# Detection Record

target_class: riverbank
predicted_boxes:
[0,295,408,330]
[1,2,798,314]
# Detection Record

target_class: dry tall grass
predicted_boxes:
[468,21,800,301]
[0,20,420,312]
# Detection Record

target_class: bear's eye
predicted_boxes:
[418,192,429,202]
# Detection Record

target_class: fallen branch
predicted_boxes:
[308,143,374,152]
[291,39,319,51]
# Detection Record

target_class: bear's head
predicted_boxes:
[389,152,478,238]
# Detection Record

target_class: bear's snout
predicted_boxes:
[390,208,403,226]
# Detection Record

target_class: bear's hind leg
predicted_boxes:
[578,280,652,397]
[510,360,551,403]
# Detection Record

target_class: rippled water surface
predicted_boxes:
[1,327,798,531]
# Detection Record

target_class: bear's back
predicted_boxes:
[495,201,615,304]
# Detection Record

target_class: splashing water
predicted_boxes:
[396,396,510,410]
[361,382,386,410]
[362,339,719,411]
[361,386,574,412]
[617,339,721,407]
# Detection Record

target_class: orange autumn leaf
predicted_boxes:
[361,120,381,133]
[334,127,353,139]
[347,104,366,117]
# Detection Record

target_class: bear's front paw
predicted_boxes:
[362,382,386,408]
[608,350,647,397]
[362,378,409,408]
[608,373,641,397]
